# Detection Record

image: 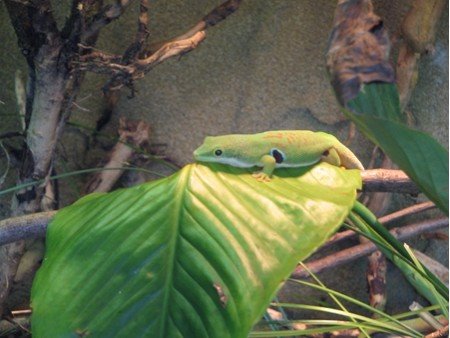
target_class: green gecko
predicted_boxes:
[193,130,364,181]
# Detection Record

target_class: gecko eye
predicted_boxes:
[214,149,223,156]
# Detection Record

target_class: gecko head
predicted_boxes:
[193,136,229,163]
[193,135,253,168]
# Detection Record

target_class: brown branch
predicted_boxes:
[292,217,448,279]
[0,212,55,247]
[203,0,242,27]
[84,118,150,193]
[81,0,134,42]
[122,0,149,63]
[78,0,242,91]
[78,45,122,63]
[361,169,420,194]
[424,325,449,338]
[323,201,436,249]
[366,250,387,310]
[0,173,438,247]
[143,0,242,54]
[362,158,394,312]
[101,31,207,91]
[135,31,206,70]
[76,31,206,90]
[3,0,59,66]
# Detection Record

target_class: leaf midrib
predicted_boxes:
[158,166,190,338]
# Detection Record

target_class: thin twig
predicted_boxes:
[0,132,24,140]
[84,118,150,193]
[362,157,394,312]
[79,0,242,91]
[412,250,449,286]
[122,0,149,63]
[0,317,30,336]
[11,309,32,316]
[142,0,242,54]
[379,201,437,224]
[292,217,448,279]
[323,201,436,249]
[81,0,134,42]
[424,325,449,338]
[366,250,387,310]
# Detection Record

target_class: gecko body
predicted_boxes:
[193,130,364,181]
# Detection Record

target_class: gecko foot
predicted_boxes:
[252,172,271,182]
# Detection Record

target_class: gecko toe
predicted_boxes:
[252,172,271,182]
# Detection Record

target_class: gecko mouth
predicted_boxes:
[193,149,200,159]
[194,155,253,168]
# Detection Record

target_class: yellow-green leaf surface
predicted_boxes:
[31,163,361,338]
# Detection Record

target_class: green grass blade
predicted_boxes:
[0,166,166,197]
[288,279,422,336]
[267,303,422,337]
[352,202,449,300]
[298,263,370,338]
[350,202,449,316]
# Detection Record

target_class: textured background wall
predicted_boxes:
[0,1,447,166]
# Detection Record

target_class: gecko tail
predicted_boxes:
[333,143,365,170]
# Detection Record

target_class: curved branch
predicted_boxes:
[292,217,448,279]
[135,31,206,71]
[78,0,242,91]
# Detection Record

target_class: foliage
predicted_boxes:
[345,83,449,214]
[31,163,361,338]
[349,202,448,317]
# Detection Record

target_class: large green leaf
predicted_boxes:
[345,83,449,214]
[31,162,361,338]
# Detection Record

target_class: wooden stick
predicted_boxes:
[323,201,436,249]
[360,169,420,194]
[292,217,448,279]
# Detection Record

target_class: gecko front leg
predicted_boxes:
[252,154,276,182]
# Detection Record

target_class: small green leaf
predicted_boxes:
[346,83,449,214]
[31,163,361,338]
